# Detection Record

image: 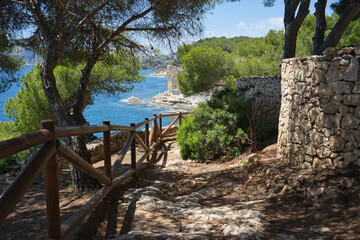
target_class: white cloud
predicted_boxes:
[234,17,284,37]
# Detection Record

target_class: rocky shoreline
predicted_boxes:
[152,90,211,108]
[149,68,168,78]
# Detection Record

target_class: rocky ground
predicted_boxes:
[1,139,360,239]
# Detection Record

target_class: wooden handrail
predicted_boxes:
[0,111,188,239]
[148,124,156,146]
[162,115,180,136]
[135,133,149,152]
[110,125,136,131]
[0,129,52,159]
[111,131,136,177]
[0,143,55,224]
[57,142,112,185]
[159,112,189,117]
[61,183,114,237]
[134,120,149,129]
[55,125,109,138]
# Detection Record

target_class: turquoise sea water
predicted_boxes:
[0,68,182,128]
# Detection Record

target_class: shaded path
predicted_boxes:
[70,140,360,240]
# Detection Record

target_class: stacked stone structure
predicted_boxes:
[278,46,360,168]
[236,76,281,119]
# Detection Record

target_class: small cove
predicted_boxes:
[0,69,184,129]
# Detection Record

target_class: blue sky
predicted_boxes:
[197,0,337,40]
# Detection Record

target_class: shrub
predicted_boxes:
[177,104,245,161]
[177,86,279,161]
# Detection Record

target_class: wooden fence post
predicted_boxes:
[159,114,163,136]
[153,114,158,140]
[130,123,136,172]
[103,121,111,180]
[179,112,182,126]
[41,120,61,239]
[145,118,150,162]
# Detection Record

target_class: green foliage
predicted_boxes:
[0,122,29,173]
[177,86,279,161]
[5,64,73,134]
[296,14,360,57]
[176,31,284,96]
[177,104,244,161]
[233,33,283,77]
[4,50,143,135]
[0,33,24,93]
[178,46,237,96]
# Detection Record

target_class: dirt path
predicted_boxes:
[1,139,360,239]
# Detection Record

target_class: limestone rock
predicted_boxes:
[329,136,345,152]
[344,59,359,81]
[326,66,343,81]
[343,94,360,106]
[323,101,339,114]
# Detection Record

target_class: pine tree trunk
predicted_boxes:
[283,0,310,59]
[61,116,101,192]
[66,135,101,192]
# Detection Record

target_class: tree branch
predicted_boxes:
[124,26,176,32]
[313,0,327,54]
[63,0,112,42]
[318,0,360,54]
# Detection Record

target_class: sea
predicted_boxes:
[0,66,185,131]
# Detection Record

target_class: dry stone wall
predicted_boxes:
[236,76,281,119]
[278,46,360,169]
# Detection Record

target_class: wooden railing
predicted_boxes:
[0,112,187,239]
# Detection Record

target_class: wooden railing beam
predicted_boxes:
[0,143,55,225]
[0,129,52,159]
[145,118,150,162]
[110,125,136,131]
[57,143,111,185]
[111,131,136,177]
[103,121,112,179]
[162,115,180,136]
[55,125,109,138]
[130,124,136,172]
[135,133,149,152]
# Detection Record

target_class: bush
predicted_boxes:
[177,46,237,96]
[177,86,279,161]
[177,104,245,161]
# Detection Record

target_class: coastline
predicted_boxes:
[148,68,167,78]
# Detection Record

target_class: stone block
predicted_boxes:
[324,158,334,168]
[329,81,353,94]
[353,82,360,94]
[339,59,350,66]
[343,94,360,106]
[309,129,324,148]
[341,152,355,163]
[344,142,354,152]
[352,130,360,142]
[312,157,322,168]
[323,114,335,128]
[305,145,317,156]
[354,148,360,157]
[344,59,359,81]
[323,101,339,114]
[340,129,352,142]
[326,66,343,81]
[329,136,345,152]
[317,147,332,159]
[333,156,344,168]
[355,106,360,118]
[341,114,354,129]
[334,114,342,128]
